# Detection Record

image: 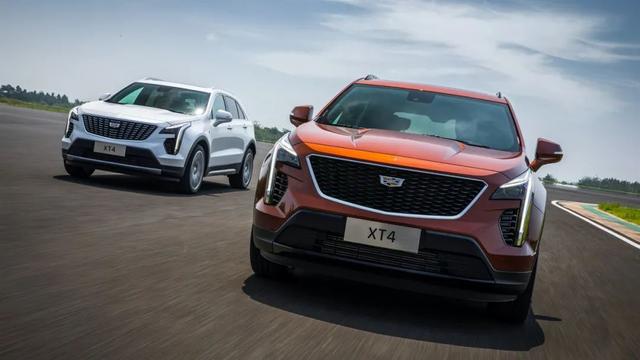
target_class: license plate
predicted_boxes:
[93,141,126,157]
[343,218,421,253]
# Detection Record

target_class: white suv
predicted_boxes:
[61,78,256,193]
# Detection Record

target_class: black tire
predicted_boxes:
[179,145,206,194]
[229,149,254,189]
[64,163,94,178]
[249,230,287,279]
[489,258,538,324]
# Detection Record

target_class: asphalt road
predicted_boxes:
[1,104,639,359]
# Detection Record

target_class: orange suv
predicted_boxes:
[250,75,562,323]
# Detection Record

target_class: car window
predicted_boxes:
[108,82,210,115]
[235,102,246,119]
[212,95,225,116]
[117,86,143,104]
[224,96,240,119]
[318,84,520,152]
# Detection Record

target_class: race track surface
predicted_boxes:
[1,105,639,359]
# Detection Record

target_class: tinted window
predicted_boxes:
[223,96,240,118]
[108,82,210,115]
[212,95,225,115]
[235,102,246,119]
[117,86,143,104]
[318,84,520,152]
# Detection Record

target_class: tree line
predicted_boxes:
[577,176,640,195]
[0,84,81,109]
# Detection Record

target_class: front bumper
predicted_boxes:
[253,210,532,302]
[62,139,184,178]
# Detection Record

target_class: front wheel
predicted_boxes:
[229,149,254,189]
[488,259,537,324]
[64,163,94,178]
[179,145,206,194]
[249,231,287,279]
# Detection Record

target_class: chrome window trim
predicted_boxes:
[306,154,488,220]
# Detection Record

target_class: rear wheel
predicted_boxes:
[179,145,206,194]
[489,259,537,324]
[64,163,94,178]
[229,149,254,189]
[250,230,287,279]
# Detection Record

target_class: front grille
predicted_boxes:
[316,235,491,280]
[65,122,74,138]
[500,208,519,245]
[83,114,157,141]
[271,171,288,204]
[308,155,486,217]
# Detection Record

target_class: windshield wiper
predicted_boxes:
[425,134,492,149]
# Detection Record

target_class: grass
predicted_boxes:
[598,203,640,226]
[0,97,72,113]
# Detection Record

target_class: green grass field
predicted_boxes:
[0,97,72,113]
[598,203,640,226]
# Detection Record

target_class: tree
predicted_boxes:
[542,174,557,184]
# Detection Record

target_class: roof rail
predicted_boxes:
[363,74,379,80]
[144,77,164,81]
[496,91,502,98]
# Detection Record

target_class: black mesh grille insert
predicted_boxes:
[83,114,157,141]
[271,171,288,204]
[500,208,519,245]
[316,235,491,280]
[309,155,485,217]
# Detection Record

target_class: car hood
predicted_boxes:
[78,101,197,126]
[292,122,528,178]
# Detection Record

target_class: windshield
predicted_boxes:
[318,84,520,152]
[107,82,210,115]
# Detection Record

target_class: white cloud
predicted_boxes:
[247,0,639,180]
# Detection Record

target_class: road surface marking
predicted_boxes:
[552,200,640,251]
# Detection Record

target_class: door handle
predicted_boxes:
[242,124,248,129]
[226,126,233,130]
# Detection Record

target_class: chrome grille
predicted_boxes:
[83,114,157,141]
[308,155,486,218]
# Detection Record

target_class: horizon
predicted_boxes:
[1,0,638,182]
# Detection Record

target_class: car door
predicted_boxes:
[221,95,246,164]
[234,100,253,151]
[208,94,243,168]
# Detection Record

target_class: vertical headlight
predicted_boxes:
[492,170,533,247]
[160,123,191,155]
[64,109,79,138]
[264,133,299,204]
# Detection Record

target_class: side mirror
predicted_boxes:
[99,93,111,101]
[530,138,563,172]
[290,105,313,127]
[213,109,233,127]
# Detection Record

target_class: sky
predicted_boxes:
[1,0,639,182]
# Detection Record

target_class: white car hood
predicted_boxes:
[78,101,198,126]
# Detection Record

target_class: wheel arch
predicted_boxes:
[246,140,256,155]
[186,135,211,169]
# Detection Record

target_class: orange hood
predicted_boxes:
[291,122,527,179]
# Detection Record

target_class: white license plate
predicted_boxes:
[343,218,421,253]
[93,141,126,157]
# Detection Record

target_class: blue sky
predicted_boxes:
[1,0,638,181]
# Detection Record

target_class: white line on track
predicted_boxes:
[551,200,640,251]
